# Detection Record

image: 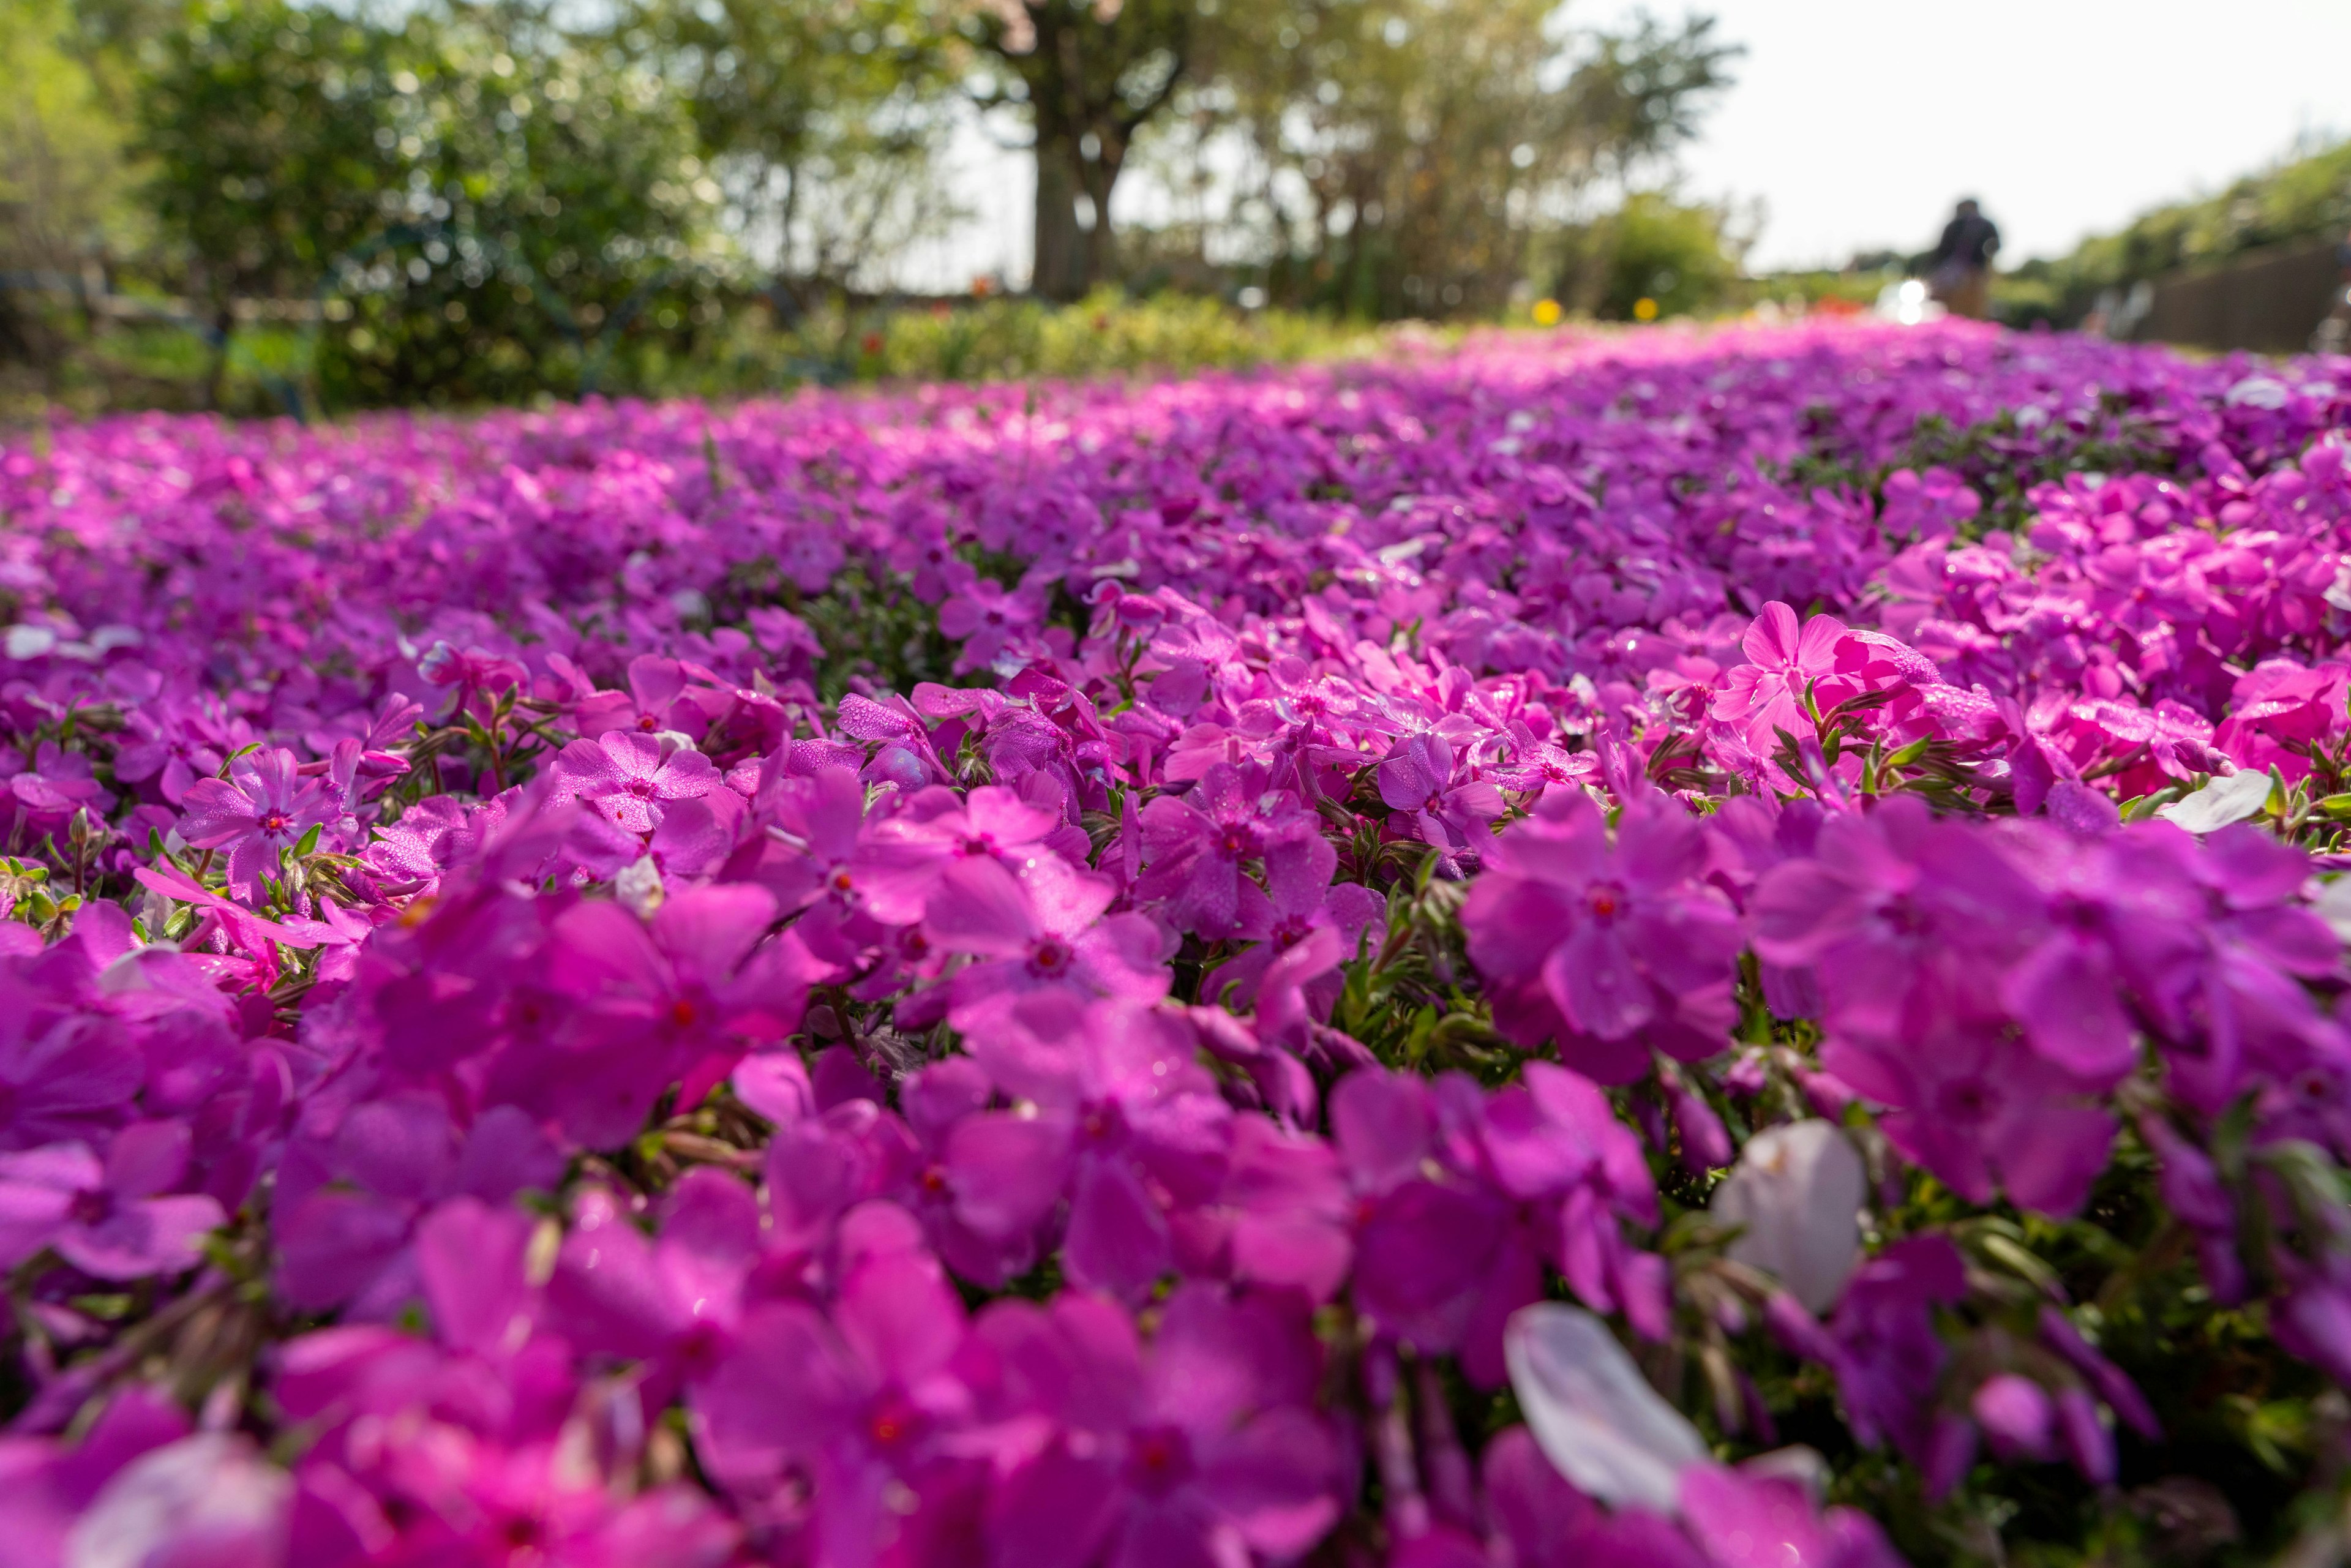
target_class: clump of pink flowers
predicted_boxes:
[2,318,2351,1564]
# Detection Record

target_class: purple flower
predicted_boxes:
[574,653,692,739]
[981,1285,1345,1568]
[1378,733,1504,869]
[938,566,1044,673]
[1136,762,1311,939]
[1970,1373,2055,1462]
[548,730,719,835]
[694,1207,986,1557]
[961,996,1231,1303]
[0,1123,223,1280]
[113,697,238,805]
[549,1168,761,1405]
[928,857,1170,1033]
[176,747,334,897]
[1827,1016,2115,1218]
[0,975,142,1151]
[502,883,825,1146]
[1822,1236,1967,1460]
[1678,1463,1904,1568]
[1464,790,1743,1082]
[274,1098,560,1316]
[1711,602,1856,754]
[1200,831,1384,1019]
[857,782,1069,926]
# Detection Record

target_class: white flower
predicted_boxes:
[617,853,667,918]
[2224,374,2290,410]
[68,1433,290,1568]
[1504,1302,1710,1513]
[1709,1120,1867,1314]
[2156,770,2274,834]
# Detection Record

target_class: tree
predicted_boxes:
[135,0,730,408]
[133,0,400,405]
[0,0,144,377]
[613,0,962,305]
[1542,189,1749,320]
[961,0,1209,300]
[1208,2,1739,318]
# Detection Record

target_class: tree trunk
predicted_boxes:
[1078,143,1123,294]
[1031,138,1088,302]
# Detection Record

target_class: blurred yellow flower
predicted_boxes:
[1531,298,1563,327]
[1633,297,1660,322]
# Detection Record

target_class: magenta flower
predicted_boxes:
[548,730,719,835]
[1336,1064,1661,1387]
[1820,1236,1967,1460]
[938,566,1044,673]
[694,1209,983,1546]
[273,1099,561,1316]
[981,1286,1346,1568]
[1378,733,1504,868]
[1464,790,1742,1082]
[1828,1016,2115,1218]
[175,746,334,896]
[504,883,825,1146]
[857,781,1068,926]
[0,1123,223,1280]
[548,1168,761,1406]
[113,697,239,804]
[0,977,142,1152]
[574,653,692,739]
[1678,1463,1905,1568]
[955,996,1231,1303]
[928,857,1169,1034]
[2213,658,2351,784]
[1711,601,1857,753]
[1749,795,2042,1048]
[1136,762,1311,939]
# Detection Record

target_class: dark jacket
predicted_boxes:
[1932,214,2001,272]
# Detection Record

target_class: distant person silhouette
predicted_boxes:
[1927,199,2001,320]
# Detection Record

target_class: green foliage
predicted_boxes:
[134,1,401,311]
[615,288,1378,399]
[133,0,733,409]
[2012,136,2351,324]
[1204,1,1740,318]
[614,0,962,300]
[852,288,1375,383]
[1545,190,1747,321]
[0,0,148,385]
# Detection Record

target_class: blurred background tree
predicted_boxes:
[139,0,730,408]
[615,0,961,310]
[0,0,149,381]
[1203,3,1739,318]
[3,0,1761,414]
[960,0,1212,301]
[1541,189,1750,321]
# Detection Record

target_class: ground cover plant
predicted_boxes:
[4,319,2351,1566]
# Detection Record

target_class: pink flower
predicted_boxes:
[548,730,719,835]
[175,747,334,897]
[1711,601,1858,754]
[928,857,1170,1033]
[0,1123,224,1280]
[1377,733,1505,869]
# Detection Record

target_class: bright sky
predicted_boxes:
[1641,0,2351,271]
[918,0,2351,288]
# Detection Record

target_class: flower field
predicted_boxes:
[6,319,2351,1565]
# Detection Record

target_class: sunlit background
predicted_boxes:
[4,0,2349,417]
